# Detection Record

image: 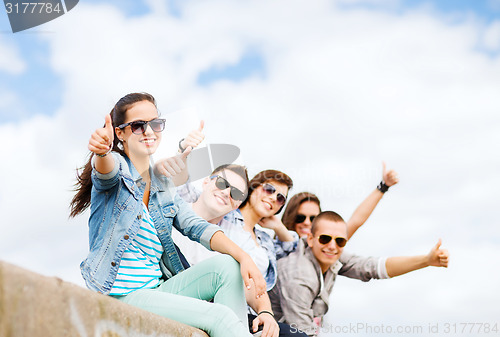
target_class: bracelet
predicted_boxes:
[257,310,274,318]
[96,143,113,158]
[178,138,186,152]
[377,180,389,193]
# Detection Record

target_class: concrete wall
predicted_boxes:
[0,260,208,337]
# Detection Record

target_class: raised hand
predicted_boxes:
[154,146,192,178]
[88,114,114,155]
[180,120,205,151]
[382,161,399,187]
[426,239,449,268]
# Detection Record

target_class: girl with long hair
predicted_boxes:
[70,92,265,337]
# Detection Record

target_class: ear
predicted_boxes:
[306,233,314,247]
[115,127,123,141]
[201,176,211,189]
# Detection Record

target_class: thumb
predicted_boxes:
[180,146,192,160]
[105,114,113,131]
[382,161,387,176]
[198,120,205,132]
[104,114,114,144]
[252,317,260,333]
[433,238,442,251]
[244,275,252,291]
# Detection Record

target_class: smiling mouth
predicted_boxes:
[322,250,337,257]
[141,139,156,145]
[214,194,228,205]
[263,201,273,210]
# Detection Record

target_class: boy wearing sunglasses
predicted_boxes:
[171,165,250,265]
[269,211,449,337]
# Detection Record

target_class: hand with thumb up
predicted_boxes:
[89,114,114,156]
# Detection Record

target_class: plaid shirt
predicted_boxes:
[219,209,298,291]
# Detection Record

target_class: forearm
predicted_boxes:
[346,189,384,239]
[247,288,273,314]
[209,231,248,263]
[274,225,295,242]
[385,255,428,278]
[93,153,115,175]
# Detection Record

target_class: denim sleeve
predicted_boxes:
[274,230,299,260]
[338,251,388,281]
[172,193,222,250]
[90,152,120,192]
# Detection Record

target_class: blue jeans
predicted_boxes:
[114,255,251,337]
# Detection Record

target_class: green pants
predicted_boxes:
[114,254,251,337]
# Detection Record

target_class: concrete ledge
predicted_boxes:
[0,260,208,337]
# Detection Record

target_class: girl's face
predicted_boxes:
[249,180,289,218]
[115,100,162,158]
[294,201,321,237]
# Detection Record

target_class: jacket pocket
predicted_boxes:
[160,204,178,219]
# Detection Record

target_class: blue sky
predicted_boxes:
[1,0,498,123]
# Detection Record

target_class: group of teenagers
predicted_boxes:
[70,92,450,337]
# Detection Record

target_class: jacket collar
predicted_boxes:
[123,154,171,193]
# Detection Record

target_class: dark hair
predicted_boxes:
[311,211,345,235]
[69,92,157,217]
[282,192,321,231]
[212,164,249,194]
[239,169,293,215]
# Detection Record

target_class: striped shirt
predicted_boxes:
[110,203,163,295]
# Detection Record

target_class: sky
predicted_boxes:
[1,0,499,336]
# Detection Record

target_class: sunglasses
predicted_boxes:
[317,234,347,247]
[261,183,287,206]
[295,214,316,223]
[118,118,166,135]
[210,175,247,201]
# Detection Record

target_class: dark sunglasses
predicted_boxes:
[210,175,246,201]
[317,234,347,247]
[261,183,287,206]
[118,118,166,134]
[295,214,316,223]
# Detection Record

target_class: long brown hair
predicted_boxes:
[69,93,157,217]
[281,192,321,231]
[239,169,293,215]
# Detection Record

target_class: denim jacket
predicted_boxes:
[80,152,221,294]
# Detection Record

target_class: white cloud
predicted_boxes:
[1,0,499,334]
[483,20,500,51]
[0,37,26,74]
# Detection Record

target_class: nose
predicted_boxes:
[220,187,231,196]
[143,123,155,135]
[326,239,339,252]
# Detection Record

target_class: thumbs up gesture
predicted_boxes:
[426,239,449,268]
[382,161,399,187]
[154,146,192,178]
[179,120,205,151]
[89,114,114,156]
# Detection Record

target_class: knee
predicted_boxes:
[210,254,241,277]
[206,303,244,331]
